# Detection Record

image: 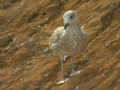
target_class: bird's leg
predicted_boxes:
[70,57,81,76]
[57,56,69,85]
[61,58,64,80]
[81,57,89,65]
[71,57,76,73]
[61,55,68,79]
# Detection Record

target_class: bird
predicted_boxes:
[49,10,88,84]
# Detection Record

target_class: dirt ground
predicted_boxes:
[0,0,120,90]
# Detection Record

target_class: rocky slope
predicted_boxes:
[0,0,120,90]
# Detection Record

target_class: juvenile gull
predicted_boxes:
[49,10,88,84]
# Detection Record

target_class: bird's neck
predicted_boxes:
[67,22,81,32]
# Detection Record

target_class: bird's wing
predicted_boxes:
[49,27,65,49]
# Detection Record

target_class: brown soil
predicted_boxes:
[0,0,120,90]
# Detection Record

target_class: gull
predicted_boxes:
[49,10,88,84]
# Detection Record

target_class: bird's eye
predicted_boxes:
[70,15,73,19]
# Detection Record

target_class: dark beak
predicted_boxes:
[64,23,69,29]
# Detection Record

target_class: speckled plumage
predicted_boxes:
[49,11,88,57]
[49,10,88,84]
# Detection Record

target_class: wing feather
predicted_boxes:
[49,27,65,49]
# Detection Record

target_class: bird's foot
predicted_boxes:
[57,78,69,85]
[70,70,81,77]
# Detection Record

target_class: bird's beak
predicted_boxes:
[64,23,69,29]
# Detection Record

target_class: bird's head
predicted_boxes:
[63,10,78,29]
